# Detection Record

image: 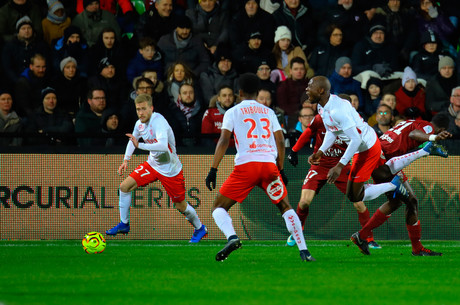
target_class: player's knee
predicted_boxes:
[298,199,311,209]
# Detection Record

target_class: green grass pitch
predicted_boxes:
[1,240,459,305]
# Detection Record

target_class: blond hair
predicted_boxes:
[135,94,153,106]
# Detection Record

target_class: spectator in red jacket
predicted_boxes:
[395,66,427,119]
[201,84,235,146]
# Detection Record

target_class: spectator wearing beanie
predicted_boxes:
[52,25,89,77]
[87,57,127,110]
[329,56,363,110]
[229,0,276,51]
[395,66,427,119]
[158,15,211,78]
[52,56,88,118]
[200,46,238,106]
[411,29,448,83]
[363,77,384,117]
[232,30,274,74]
[25,86,73,145]
[0,0,43,42]
[271,25,313,84]
[351,23,401,89]
[72,0,121,47]
[88,27,126,77]
[42,0,71,46]
[2,15,50,87]
[254,57,277,105]
[425,56,457,117]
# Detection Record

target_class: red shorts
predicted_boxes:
[302,163,351,194]
[219,162,287,204]
[129,161,185,203]
[350,140,386,183]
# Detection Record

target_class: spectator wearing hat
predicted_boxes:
[276,56,310,130]
[374,0,418,67]
[425,55,457,117]
[395,66,427,119]
[52,25,89,77]
[351,22,401,89]
[329,56,364,109]
[0,0,43,42]
[52,56,87,119]
[229,0,275,51]
[415,0,456,56]
[272,0,317,53]
[185,0,229,55]
[88,27,126,77]
[254,57,276,104]
[0,89,23,147]
[363,77,383,118]
[75,87,108,146]
[100,107,124,146]
[158,15,210,78]
[2,16,50,87]
[42,0,71,46]
[14,53,51,118]
[411,29,448,82]
[232,30,273,74]
[271,25,313,84]
[25,87,73,145]
[136,0,175,43]
[87,57,127,110]
[126,36,163,84]
[309,24,350,78]
[200,46,238,106]
[72,0,121,47]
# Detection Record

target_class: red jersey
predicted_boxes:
[379,119,434,159]
[201,107,234,147]
[292,114,348,168]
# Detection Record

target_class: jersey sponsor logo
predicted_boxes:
[318,50,325,54]
[266,177,284,201]
[380,133,394,143]
[422,56,429,61]
[365,50,372,55]
[423,125,433,134]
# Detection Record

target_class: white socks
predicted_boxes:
[362,183,395,201]
[212,207,236,239]
[183,203,202,230]
[386,149,429,175]
[282,209,307,251]
[119,190,131,224]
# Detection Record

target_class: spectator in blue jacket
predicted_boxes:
[329,56,363,109]
[126,37,164,84]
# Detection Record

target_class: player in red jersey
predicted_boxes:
[351,113,452,256]
[287,112,382,248]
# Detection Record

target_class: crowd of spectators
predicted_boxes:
[1,0,460,148]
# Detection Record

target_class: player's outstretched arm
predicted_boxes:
[409,129,453,142]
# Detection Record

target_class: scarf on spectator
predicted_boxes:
[436,72,457,97]
[382,6,403,44]
[216,101,228,115]
[47,1,67,24]
[174,31,191,49]
[176,98,195,120]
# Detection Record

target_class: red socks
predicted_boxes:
[358,209,374,241]
[406,220,423,253]
[359,208,388,240]
[296,205,309,229]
